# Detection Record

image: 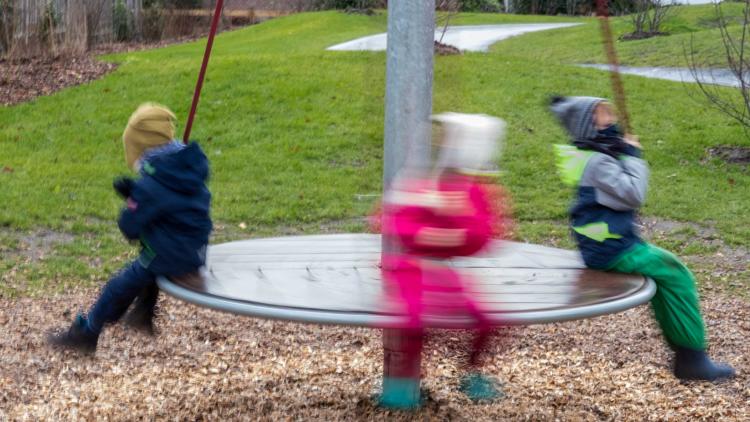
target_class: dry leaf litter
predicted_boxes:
[0,287,747,420]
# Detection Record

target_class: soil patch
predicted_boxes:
[638,217,749,295]
[0,56,117,106]
[435,40,462,55]
[707,145,750,165]
[0,290,747,419]
[343,7,376,16]
[0,228,74,263]
[1,25,249,108]
[620,31,669,41]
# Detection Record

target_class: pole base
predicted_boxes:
[378,377,422,409]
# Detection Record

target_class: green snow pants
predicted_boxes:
[607,242,706,350]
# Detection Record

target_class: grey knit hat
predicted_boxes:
[549,96,606,143]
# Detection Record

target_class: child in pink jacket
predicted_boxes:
[380,113,508,407]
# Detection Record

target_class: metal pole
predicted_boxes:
[382,0,435,192]
[380,0,435,409]
[183,0,225,144]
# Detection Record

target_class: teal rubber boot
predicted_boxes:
[459,373,503,403]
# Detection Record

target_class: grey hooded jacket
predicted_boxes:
[551,96,650,269]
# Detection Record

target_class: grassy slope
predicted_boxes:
[0,8,748,295]
[491,3,750,67]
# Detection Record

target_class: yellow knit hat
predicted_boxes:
[122,103,177,171]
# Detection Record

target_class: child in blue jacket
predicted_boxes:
[48,103,212,354]
[550,96,734,382]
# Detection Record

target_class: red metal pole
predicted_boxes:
[182,0,225,144]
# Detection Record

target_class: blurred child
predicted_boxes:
[379,113,509,408]
[550,96,734,381]
[48,103,212,354]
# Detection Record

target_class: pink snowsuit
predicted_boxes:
[381,173,504,352]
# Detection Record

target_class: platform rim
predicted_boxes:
[156,275,656,328]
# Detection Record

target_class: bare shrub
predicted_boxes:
[62,0,87,55]
[436,0,459,43]
[623,0,674,40]
[87,0,114,46]
[687,1,750,137]
[142,1,165,41]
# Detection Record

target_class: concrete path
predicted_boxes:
[580,64,742,88]
[327,23,580,52]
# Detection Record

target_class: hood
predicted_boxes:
[141,142,209,193]
[549,96,606,144]
[431,112,506,175]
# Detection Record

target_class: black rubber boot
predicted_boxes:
[47,314,98,355]
[673,346,735,382]
[123,303,156,336]
[124,284,158,336]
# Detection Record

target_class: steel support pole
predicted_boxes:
[380,0,435,409]
[382,0,435,191]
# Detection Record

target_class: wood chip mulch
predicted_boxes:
[0,289,747,420]
[0,57,117,106]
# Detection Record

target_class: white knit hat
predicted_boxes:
[431,112,506,175]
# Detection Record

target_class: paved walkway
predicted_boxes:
[327,23,579,52]
[580,64,742,87]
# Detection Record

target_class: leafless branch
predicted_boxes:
[685,2,750,139]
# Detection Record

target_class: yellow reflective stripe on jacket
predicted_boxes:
[572,222,623,243]
[554,144,596,187]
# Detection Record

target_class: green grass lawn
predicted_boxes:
[1,6,748,296]
[491,3,750,67]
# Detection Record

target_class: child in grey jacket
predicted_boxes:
[550,96,734,382]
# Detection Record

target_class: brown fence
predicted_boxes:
[1,0,312,59]
[205,0,319,12]
[1,0,133,58]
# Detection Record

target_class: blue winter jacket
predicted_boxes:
[118,142,212,275]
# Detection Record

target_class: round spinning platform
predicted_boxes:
[157,234,655,328]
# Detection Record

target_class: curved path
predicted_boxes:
[327,23,580,52]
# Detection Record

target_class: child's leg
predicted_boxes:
[436,271,502,402]
[48,261,156,353]
[467,313,492,368]
[86,261,156,335]
[608,243,704,349]
[124,283,160,335]
[134,283,160,312]
[608,243,734,381]
[380,262,424,409]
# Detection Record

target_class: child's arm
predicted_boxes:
[117,182,164,240]
[457,183,494,254]
[586,152,649,211]
[113,177,135,199]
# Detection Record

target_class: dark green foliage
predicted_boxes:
[315,0,383,10]
[165,0,202,9]
[459,0,501,12]
[509,0,641,16]
[113,0,134,42]
[145,0,199,10]
[0,0,13,54]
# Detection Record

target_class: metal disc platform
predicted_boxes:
[157,234,655,328]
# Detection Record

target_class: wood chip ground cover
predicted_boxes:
[1,290,747,420]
